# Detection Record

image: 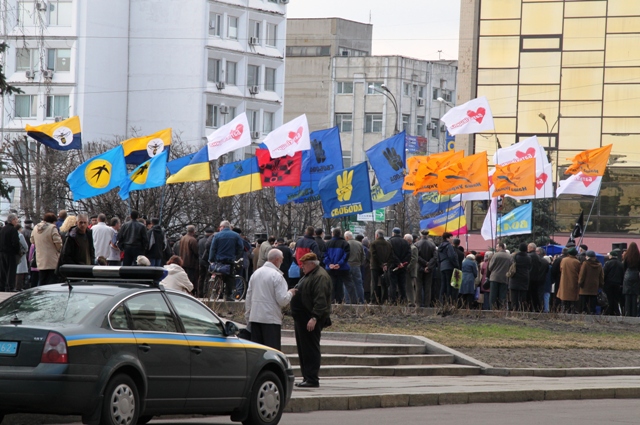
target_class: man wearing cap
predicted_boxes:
[198,228,215,297]
[245,249,297,350]
[290,253,331,388]
[388,227,410,304]
[603,250,624,315]
[558,247,581,312]
[415,230,437,308]
[578,250,604,314]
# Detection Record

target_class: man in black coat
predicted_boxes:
[438,232,460,304]
[388,228,411,304]
[603,250,624,315]
[415,230,437,307]
[116,210,149,266]
[510,243,532,311]
[0,214,20,291]
[527,243,544,312]
[274,237,293,283]
[314,228,327,267]
[58,214,95,267]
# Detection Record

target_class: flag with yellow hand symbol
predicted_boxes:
[318,162,372,218]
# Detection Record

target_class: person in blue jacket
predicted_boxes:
[323,228,353,303]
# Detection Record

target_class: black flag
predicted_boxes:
[568,211,584,245]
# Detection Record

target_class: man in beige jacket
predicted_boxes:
[31,212,63,286]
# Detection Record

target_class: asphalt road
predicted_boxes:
[33,399,639,425]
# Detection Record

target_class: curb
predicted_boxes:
[285,387,640,413]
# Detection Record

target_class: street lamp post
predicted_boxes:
[369,84,399,135]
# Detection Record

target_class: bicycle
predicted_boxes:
[205,258,247,303]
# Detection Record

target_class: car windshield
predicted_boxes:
[0,289,110,325]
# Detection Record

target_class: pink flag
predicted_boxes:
[441,96,495,136]
[207,113,252,160]
[263,114,311,158]
[556,173,602,197]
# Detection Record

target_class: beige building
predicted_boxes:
[458,0,640,237]
[285,18,458,166]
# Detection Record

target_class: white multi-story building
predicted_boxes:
[0,0,287,149]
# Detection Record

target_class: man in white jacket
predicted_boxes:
[245,249,296,350]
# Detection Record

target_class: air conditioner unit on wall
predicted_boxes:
[36,1,47,11]
[249,85,259,95]
[417,98,425,107]
[216,81,225,90]
[219,105,229,115]
[426,123,435,131]
[251,131,260,139]
[42,69,54,79]
[249,37,259,45]
[280,0,289,4]
[25,70,35,79]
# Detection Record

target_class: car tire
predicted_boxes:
[137,415,153,425]
[242,371,284,425]
[101,374,140,425]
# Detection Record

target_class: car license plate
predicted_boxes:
[0,341,18,356]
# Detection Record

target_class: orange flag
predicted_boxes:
[402,156,428,191]
[493,157,536,197]
[414,151,464,194]
[565,144,612,176]
[437,152,489,196]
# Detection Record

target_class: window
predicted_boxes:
[126,293,178,333]
[247,65,260,87]
[226,106,236,120]
[0,291,109,325]
[433,87,440,100]
[343,150,352,168]
[227,16,238,39]
[367,82,383,95]
[431,118,440,138]
[263,111,274,134]
[226,61,237,85]
[418,86,425,98]
[46,95,70,118]
[337,81,353,94]
[166,293,223,336]
[266,23,277,47]
[404,83,411,96]
[264,67,276,91]
[16,48,38,71]
[365,114,383,133]
[207,58,220,82]
[15,95,37,118]
[416,116,425,136]
[250,20,261,42]
[335,113,353,133]
[109,304,130,330]
[48,0,72,26]
[209,12,222,36]
[285,46,331,57]
[440,89,452,102]
[47,49,71,72]
[206,104,219,128]
[402,114,410,132]
[247,109,259,132]
[17,1,38,26]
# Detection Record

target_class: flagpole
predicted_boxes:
[159,185,166,224]
[577,179,602,249]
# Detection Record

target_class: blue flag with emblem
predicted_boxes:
[496,202,533,237]
[419,191,453,216]
[365,131,406,193]
[118,150,169,200]
[275,127,344,205]
[66,145,127,201]
[318,161,372,218]
[371,184,404,209]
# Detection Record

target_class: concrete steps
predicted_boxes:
[288,353,455,366]
[293,364,481,377]
[281,343,427,356]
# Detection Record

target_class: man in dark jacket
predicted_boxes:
[274,237,293,282]
[488,243,510,309]
[388,228,411,304]
[603,250,624,315]
[415,230,437,307]
[314,228,327,267]
[527,243,545,312]
[324,228,353,303]
[197,228,215,297]
[179,225,200,290]
[438,232,460,304]
[209,220,244,301]
[146,218,165,267]
[291,253,332,388]
[58,214,95,267]
[369,230,395,304]
[0,214,20,291]
[296,227,320,265]
[116,210,149,266]
[510,243,532,311]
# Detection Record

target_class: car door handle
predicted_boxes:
[138,344,151,352]
[190,346,202,355]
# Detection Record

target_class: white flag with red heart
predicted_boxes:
[492,135,550,171]
[207,112,252,160]
[440,96,495,136]
[556,172,602,197]
[263,114,311,158]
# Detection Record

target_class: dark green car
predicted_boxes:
[0,266,294,425]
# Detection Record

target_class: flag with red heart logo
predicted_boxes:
[492,136,550,171]
[556,172,602,197]
[440,96,495,136]
[263,114,311,158]
[206,113,252,160]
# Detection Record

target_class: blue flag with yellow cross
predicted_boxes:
[66,145,127,201]
[318,161,372,218]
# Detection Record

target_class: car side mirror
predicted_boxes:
[224,321,239,336]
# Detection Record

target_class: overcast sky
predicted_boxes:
[287,1,461,61]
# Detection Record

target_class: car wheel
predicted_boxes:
[242,371,284,425]
[137,415,153,424]
[101,374,140,425]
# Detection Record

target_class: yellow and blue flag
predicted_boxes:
[26,116,82,150]
[365,131,406,193]
[118,150,169,200]
[166,146,210,184]
[121,128,172,165]
[66,145,126,201]
[318,162,372,218]
[419,203,467,237]
[166,153,196,175]
[218,157,262,198]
